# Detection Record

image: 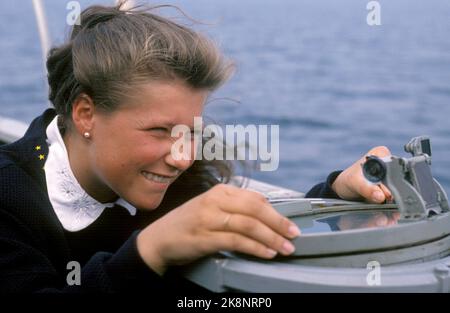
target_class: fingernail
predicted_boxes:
[266,248,277,258]
[372,191,384,202]
[288,224,301,237]
[282,241,295,254]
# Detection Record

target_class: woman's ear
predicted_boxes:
[71,93,95,138]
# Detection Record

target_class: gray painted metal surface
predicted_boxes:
[182,198,450,292]
[183,138,450,292]
[183,253,450,292]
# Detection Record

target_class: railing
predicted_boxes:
[32,0,51,71]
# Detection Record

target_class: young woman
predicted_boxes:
[0,3,391,293]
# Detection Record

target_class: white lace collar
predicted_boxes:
[44,115,137,232]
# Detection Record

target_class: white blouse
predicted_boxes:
[44,115,137,232]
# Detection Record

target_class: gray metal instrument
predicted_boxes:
[362,136,449,222]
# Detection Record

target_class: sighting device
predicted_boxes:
[183,136,450,292]
[363,136,449,221]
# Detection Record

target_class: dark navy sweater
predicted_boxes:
[0,108,340,293]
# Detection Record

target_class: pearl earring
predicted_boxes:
[83,132,91,139]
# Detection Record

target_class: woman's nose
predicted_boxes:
[164,145,195,171]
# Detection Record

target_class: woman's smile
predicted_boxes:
[141,170,177,189]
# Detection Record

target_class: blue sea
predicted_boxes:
[1,0,450,193]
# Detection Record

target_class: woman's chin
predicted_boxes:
[134,194,166,211]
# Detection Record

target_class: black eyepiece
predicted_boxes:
[363,155,386,183]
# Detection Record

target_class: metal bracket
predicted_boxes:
[362,136,449,222]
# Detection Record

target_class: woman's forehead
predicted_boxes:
[134,81,205,105]
[135,114,198,129]
[121,81,206,126]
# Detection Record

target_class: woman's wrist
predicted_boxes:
[136,230,167,276]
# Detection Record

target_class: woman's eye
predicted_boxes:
[150,127,168,132]
[147,127,169,135]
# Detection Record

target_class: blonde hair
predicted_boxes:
[47,2,233,130]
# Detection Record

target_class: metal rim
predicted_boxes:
[272,200,450,256]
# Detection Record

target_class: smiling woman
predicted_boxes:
[0,1,390,294]
[61,81,208,210]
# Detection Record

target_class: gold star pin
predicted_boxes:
[38,154,45,160]
[35,145,41,151]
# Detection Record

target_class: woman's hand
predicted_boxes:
[136,184,301,275]
[332,146,393,203]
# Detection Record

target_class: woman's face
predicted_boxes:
[88,81,207,210]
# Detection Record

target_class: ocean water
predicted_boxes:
[1,0,450,193]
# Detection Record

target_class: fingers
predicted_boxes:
[213,231,279,259]
[205,184,299,258]
[351,172,386,203]
[214,185,301,239]
[353,178,393,204]
[355,154,394,203]
[220,213,296,256]
[366,145,391,158]
[332,146,393,202]
[355,146,393,203]
[378,184,393,201]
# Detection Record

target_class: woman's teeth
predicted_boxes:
[142,171,172,183]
